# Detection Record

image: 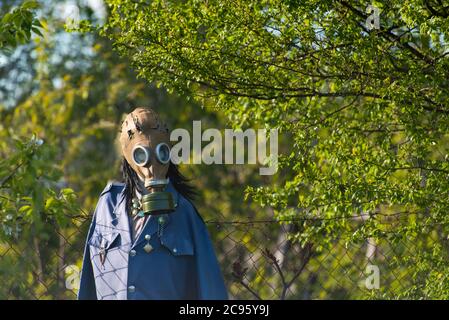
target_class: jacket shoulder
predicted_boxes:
[98,181,126,208]
[94,182,125,218]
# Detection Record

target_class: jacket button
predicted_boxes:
[173,248,177,253]
[129,250,136,257]
[128,285,135,293]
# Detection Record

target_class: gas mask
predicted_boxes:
[119,107,174,215]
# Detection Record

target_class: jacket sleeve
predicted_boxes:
[190,205,228,300]
[77,210,97,300]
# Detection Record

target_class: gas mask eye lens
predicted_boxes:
[132,145,150,166]
[156,143,170,164]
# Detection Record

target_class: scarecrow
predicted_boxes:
[78,107,228,300]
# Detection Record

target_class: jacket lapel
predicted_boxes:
[113,186,132,249]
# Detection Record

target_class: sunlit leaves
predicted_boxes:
[0,0,44,48]
[98,0,449,298]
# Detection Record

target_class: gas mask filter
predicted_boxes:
[119,108,175,215]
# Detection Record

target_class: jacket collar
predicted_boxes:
[114,181,179,249]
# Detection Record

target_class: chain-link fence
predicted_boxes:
[1,209,447,300]
[207,217,432,300]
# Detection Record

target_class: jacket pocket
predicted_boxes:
[88,231,121,269]
[160,232,194,256]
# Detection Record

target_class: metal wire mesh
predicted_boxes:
[0,211,446,300]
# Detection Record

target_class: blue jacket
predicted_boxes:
[78,182,228,300]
